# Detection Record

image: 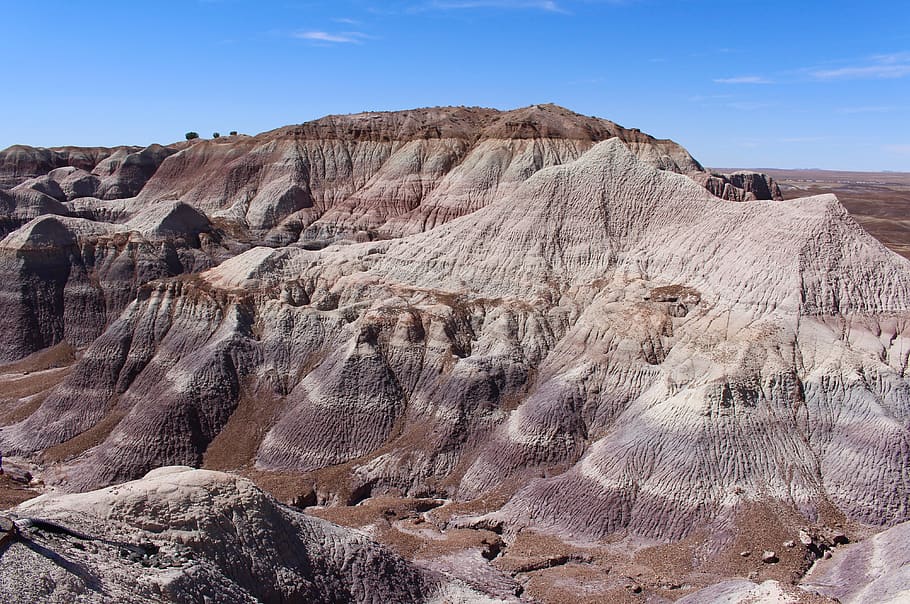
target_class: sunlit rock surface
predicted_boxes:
[0,104,906,602]
[0,467,499,603]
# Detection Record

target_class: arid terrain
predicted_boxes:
[0,105,907,603]
[717,168,910,258]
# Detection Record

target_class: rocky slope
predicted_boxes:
[800,519,910,603]
[0,466,497,603]
[678,518,910,603]
[0,104,903,602]
[127,104,781,242]
[0,105,779,364]
[0,203,241,361]
[0,145,129,189]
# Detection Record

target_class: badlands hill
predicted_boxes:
[0,467,493,603]
[0,104,906,602]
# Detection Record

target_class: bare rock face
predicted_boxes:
[800,519,910,603]
[94,144,178,200]
[12,167,103,203]
[0,188,70,237]
[5,144,178,204]
[2,135,906,545]
[691,169,784,201]
[0,467,495,603]
[0,204,230,362]
[0,145,132,189]
[127,104,767,240]
[0,106,907,601]
[0,106,776,243]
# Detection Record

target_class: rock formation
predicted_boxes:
[0,467,496,603]
[800,519,910,603]
[0,104,906,602]
[0,203,235,362]
[0,145,129,189]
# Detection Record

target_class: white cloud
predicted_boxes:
[293,31,369,44]
[813,64,910,79]
[873,51,910,64]
[713,76,773,84]
[779,136,827,143]
[812,52,910,80]
[727,101,776,111]
[836,106,899,114]
[423,1,567,12]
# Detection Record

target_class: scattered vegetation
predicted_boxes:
[230,131,238,136]
[213,132,221,138]
[185,131,199,140]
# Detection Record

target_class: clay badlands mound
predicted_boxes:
[0,104,907,602]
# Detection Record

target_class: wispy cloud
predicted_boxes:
[567,76,605,85]
[688,93,734,102]
[814,65,910,79]
[884,144,910,155]
[727,101,776,111]
[812,52,910,80]
[713,76,773,84]
[779,136,827,143]
[420,1,568,13]
[874,51,910,62]
[293,30,370,44]
[333,17,362,25]
[836,106,899,114]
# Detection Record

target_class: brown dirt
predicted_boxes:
[0,474,38,510]
[501,529,687,603]
[522,564,633,604]
[242,469,317,508]
[40,408,126,464]
[306,495,500,560]
[0,343,77,426]
[700,500,832,586]
[203,388,285,471]
[0,342,76,374]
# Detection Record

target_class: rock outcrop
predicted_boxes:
[0,204,233,362]
[0,134,906,544]
[0,105,907,602]
[0,466,497,603]
[0,188,70,237]
[800,519,910,603]
[5,145,178,203]
[129,104,774,241]
[690,169,783,201]
[0,145,130,189]
[0,105,783,368]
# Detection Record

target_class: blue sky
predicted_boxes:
[3,0,909,170]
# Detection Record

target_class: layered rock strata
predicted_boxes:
[0,107,905,602]
[0,466,496,603]
[0,137,905,551]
